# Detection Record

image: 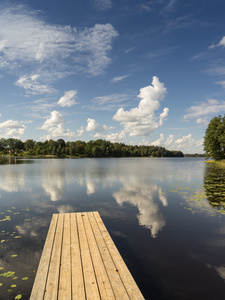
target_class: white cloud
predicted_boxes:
[216,81,225,88]
[151,133,165,146]
[92,0,113,11]
[0,39,7,51]
[86,118,114,132]
[196,118,209,125]
[209,36,225,49]
[165,134,174,147]
[40,110,76,139]
[93,130,125,142]
[0,120,26,138]
[111,75,129,82]
[58,90,78,107]
[16,74,56,95]
[0,5,118,78]
[41,111,65,130]
[184,99,225,121]
[113,76,169,136]
[77,126,85,136]
[86,118,100,131]
[175,134,203,152]
[142,133,202,153]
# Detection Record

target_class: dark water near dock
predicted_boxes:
[0,157,225,299]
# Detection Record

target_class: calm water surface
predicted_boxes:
[0,157,225,299]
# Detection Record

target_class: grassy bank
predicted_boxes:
[206,160,225,167]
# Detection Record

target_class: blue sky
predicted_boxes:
[1,0,225,153]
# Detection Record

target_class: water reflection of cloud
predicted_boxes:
[16,217,49,237]
[57,205,75,214]
[42,180,64,201]
[0,170,26,192]
[42,173,64,201]
[86,180,97,195]
[113,181,167,238]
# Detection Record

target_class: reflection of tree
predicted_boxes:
[0,157,33,165]
[113,180,167,238]
[204,164,225,209]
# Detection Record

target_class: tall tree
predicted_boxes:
[204,115,225,160]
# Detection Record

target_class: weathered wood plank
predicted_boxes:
[83,212,115,300]
[88,212,130,299]
[44,213,64,300]
[70,213,86,300]
[93,211,145,300]
[30,214,58,300]
[76,212,100,300]
[58,213,71,300]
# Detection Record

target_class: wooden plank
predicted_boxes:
[83,212,115,300]
[76,212,100,300]
[30,214,58,300]
[44,213,64,300]
[58,213,71,300]
[93,211,145,300]
[88,212,130,299]
[70,213,86,300]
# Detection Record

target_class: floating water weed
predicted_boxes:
[0,271,15,278]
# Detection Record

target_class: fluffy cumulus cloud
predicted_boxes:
[40,110,76,139]
[150,134,175,148]
[143,133,203,153]
[86,118,114,132]
[86,118,100,131]
[58,90,78,107]
[0,5,118,80]
[184,99,225,122]
[175,134,203,152]
[0,120,26,138]
[113,76,169,136]
[150,133,165,146]
[93,130,125,143]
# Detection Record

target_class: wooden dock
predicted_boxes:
[30,211,144,299]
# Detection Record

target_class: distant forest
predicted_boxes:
[0,138,185,158]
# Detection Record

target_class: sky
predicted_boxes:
[1,0,225,153]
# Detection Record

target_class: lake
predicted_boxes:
[0,157,225,300]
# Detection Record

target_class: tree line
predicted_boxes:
[0,138,184,158]
[204,115,225,160]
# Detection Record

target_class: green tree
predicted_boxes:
[24,139,36,153]
[204,115,225,160]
